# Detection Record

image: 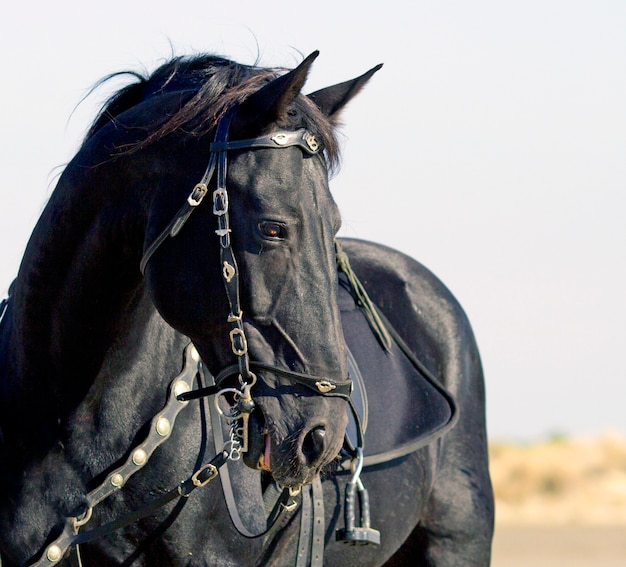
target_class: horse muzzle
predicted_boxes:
[243,396,346,487]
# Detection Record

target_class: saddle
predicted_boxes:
[338,272,457,467]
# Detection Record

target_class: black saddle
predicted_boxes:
[338,272,458,467]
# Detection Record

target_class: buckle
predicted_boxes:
[212,187,229,215]
[188,183,208,207]
[191,463,218,487]
[229,328,248,356]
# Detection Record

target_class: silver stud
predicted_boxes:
[174,380,190,400]
[156,417,171,437]
[46,544,63,562]
[190,345,200,363]
[132,448,147,466]
[315,380,336,394]
[110,473,124,487]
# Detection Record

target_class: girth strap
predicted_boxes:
[295,478,325,567]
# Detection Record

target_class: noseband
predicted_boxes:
[140,107,351,400]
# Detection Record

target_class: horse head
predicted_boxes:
[140,53,381,487]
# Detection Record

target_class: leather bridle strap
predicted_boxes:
[208,109,328,387]
[139,148,217,275]
[178,361,352,402]
[212,109,253,383]
[210,128,320,154]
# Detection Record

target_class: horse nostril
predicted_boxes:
[302,425,326,466]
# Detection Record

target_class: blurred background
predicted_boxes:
[1,2,625,563]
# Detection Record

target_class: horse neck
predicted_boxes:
[0,164,162,453]
[0,279,186,555]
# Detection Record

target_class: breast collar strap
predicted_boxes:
[27,344,232,567]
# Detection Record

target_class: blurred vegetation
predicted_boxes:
[489,432,626,525]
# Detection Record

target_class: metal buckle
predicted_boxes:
[188,183,208,207]
[191,464,218,487]
[282,499,299,512]
[303,131,319,153]
[229,328,248,356]
[222,261,236,283]
[227,310,243,323]
[213,187,229,215]
[73,506,93,530]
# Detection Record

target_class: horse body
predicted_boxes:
[0,52,492,566]
[329,239,493,566]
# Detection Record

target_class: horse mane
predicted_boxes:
[84,54,340,168]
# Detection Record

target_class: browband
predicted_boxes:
[210,128,320,155]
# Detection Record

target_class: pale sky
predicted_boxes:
[1,1,625,441]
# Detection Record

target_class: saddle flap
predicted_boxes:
[339,275,457,467]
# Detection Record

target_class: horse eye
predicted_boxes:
[258,221,287,240]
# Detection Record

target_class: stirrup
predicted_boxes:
[335,448,380,546]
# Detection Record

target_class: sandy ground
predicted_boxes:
[490,433,626,526]
[492,526,626,567]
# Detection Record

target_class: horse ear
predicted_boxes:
[234,51,320,134]
[307,63,383,121]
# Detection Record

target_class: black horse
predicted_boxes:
[0,52,493,566]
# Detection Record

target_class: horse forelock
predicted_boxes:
[83,54,341,170]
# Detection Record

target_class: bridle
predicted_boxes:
[140,106,352,402]
[25,106,356,566]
